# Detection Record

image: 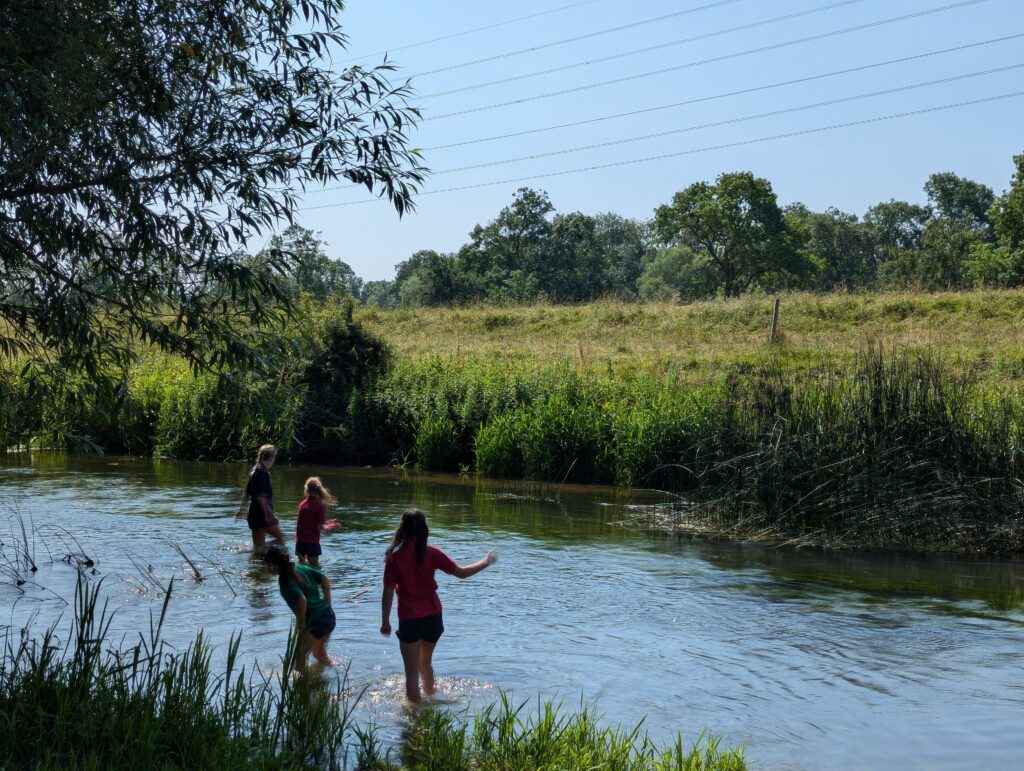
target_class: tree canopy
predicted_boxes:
[0,0,424,377]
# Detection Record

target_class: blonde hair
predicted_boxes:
[257,444,277,463]
[303,476,338,507]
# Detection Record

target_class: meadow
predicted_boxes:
[356,291,1024,381]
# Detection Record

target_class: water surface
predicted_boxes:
[1,453,1020,769]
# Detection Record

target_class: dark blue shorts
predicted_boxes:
[396,612,444,644]
[295,541,322,557]
[307,607,336,640]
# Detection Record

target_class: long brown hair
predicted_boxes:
[386,508,429,564]
[263,544,308,589]
[303,476,338,507]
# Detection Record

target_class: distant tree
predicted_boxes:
[924,172,995,240]
[637,246,713,301]
[457,188,555,302]
[268,226,362,301]
[594,213,650,298]
[863,200,931,270]
[653,172,811,297]
[547,212,608,302]
[966,151,1024,287]
[0,0,423,377]
[787,204,874,291]
[989,152,1024,253]
[394,250,460,306]
[362,280,398,308]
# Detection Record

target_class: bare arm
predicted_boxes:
[319,573,331,606]
[380,586,394,636]
[235,490,250,518]
[293,595,307,630]
[451,550,498,579]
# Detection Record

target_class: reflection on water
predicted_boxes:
[1,452,1021,770]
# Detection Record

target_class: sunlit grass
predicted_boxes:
[356,290,1024,382]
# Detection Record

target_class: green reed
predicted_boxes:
[0,576,361,769]
[354,692,746,771]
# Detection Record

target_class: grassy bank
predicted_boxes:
[0,577,745,770]
[356,290,1024,381]
[3,291,1024,552]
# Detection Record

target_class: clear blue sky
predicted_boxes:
[295,0,1024,281]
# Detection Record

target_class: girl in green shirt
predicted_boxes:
[263,545,336,673]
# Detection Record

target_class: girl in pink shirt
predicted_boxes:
[295,477,336,568]
[380,508,497,703]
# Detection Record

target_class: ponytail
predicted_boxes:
[385,508,429,564]
[303,476,338,507]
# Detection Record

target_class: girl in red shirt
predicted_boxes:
[380,508,497,704]
[295,476,337,568]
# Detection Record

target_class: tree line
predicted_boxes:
[283,150,1024,306]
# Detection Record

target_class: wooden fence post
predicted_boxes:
[769,297,780,344]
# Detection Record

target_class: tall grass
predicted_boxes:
[384,694,746,771]
[0,576,361,769]
[1,575,747,770]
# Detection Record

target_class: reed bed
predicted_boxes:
[361,347,1024,553]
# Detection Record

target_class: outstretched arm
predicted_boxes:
[451,550,498,579]
[380,586,394,636]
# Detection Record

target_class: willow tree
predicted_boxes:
[0,0,425,378]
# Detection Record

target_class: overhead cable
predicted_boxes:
[300,91,1024,210]
[336,0,605,65]
[423,33,1024,151]
[431,64,1024,175]
[423,0,996,120]
[419,0,868,99]
[411,0,747,78]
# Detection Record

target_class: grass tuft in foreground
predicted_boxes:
[1,575,746,770]
[0,576,359,769]
[356,693,745,771]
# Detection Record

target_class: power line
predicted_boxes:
[423,0,995,120]
[306,33,1022,197]
[424,33,1024,151]
[300,91,1024,210]
[431,64,1024,175]
[411,0,747,79]
[336,0,605,65]
[419,0,867,99]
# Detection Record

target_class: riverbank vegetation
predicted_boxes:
[2,291,1023,553]
[0,576,745,770]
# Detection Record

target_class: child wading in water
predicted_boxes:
[380,508,497,703]
[296,476,337,568]
[237,444,285,550]
[263,545,336,673]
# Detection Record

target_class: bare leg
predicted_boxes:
[419,640,437,698]
[293,631,309,674]
[307,554,320,569]
[265,522,286,545]
[251,528,266,551]
[399,640,422,703]
[309,633,332,667]
[297,553,309,565]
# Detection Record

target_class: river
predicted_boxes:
[0,453,1020,769]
